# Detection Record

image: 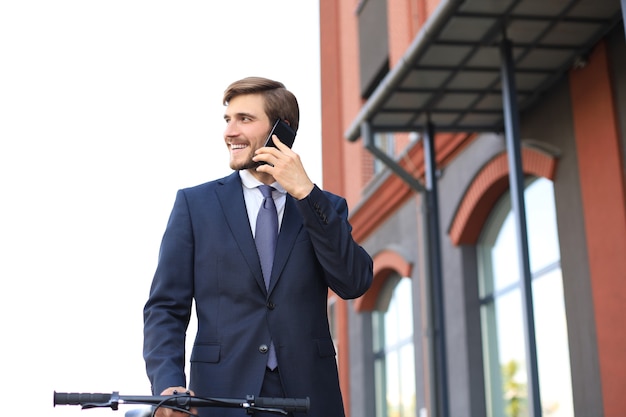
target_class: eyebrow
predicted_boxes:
[224,111,257,120]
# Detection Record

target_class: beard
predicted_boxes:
[229,148,262,171]
[231,159,261,171]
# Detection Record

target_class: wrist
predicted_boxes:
[295,182,315,200]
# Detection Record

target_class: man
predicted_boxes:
[143,77,373,417]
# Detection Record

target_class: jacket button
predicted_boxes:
[267,301,275,310]
[259,344,269,354]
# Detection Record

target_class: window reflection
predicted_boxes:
[478,177,574,417]
[373,276,416,417]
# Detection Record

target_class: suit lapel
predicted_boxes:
[215,172,266,292]
[269,195,303,293]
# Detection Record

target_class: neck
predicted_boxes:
[247,168,275,185]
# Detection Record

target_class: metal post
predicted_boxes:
[622,0,626,37]
[360,120,448,417]
[500,37,542,417]
[362,122,426,193]
[423,120,449,417]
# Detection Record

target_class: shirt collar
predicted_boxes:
[239,170,286,194]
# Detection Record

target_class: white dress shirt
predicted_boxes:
[239,170,287,237]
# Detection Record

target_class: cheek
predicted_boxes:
[249,130,269,148]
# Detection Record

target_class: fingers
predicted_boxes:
[160,386,190,395]
[255,135,293,165]
[253,135,314,198]
[155,387,197,417]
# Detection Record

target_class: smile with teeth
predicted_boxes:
[231,143,248,150]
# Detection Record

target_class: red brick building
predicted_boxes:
[319,0,626,416]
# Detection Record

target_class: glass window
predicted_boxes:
[373,275,416,417]
[357,0,390,98]
[373,132,396,175]
[478,177,574,417]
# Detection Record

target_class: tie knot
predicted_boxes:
[258,185,274,198]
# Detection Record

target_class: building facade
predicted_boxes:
[319,0,626,416]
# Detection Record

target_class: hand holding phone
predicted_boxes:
[264,118,296,149]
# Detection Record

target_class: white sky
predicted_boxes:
[0,2,321,416]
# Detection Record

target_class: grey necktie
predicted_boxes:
[255,185,278,369]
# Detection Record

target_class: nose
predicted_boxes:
[224,120,238,139]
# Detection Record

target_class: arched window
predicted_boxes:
[478,177,574,417]
[372,274,416,417]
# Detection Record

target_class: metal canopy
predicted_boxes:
[345,0,623,140]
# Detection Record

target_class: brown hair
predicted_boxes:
[223,77,300,132]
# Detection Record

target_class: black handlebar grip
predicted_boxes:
[255,396,310,413]
[54,392,112,406]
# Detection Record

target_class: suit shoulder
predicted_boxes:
[179,172,239,196]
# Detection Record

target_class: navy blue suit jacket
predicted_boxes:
[143,172,373,417]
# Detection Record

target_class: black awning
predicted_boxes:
[345,0,623,140]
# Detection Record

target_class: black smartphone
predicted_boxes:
[264,118,297,149]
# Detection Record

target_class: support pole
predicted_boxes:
[423,120,449,417]
[359,120,449,417]
[622,0,626,37]
[362,122,425,193]
[500,37,542,417]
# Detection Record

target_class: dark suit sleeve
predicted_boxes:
[143,189,194,394]
[295,185,373,299]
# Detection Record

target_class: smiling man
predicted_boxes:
[142,77,373,417]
